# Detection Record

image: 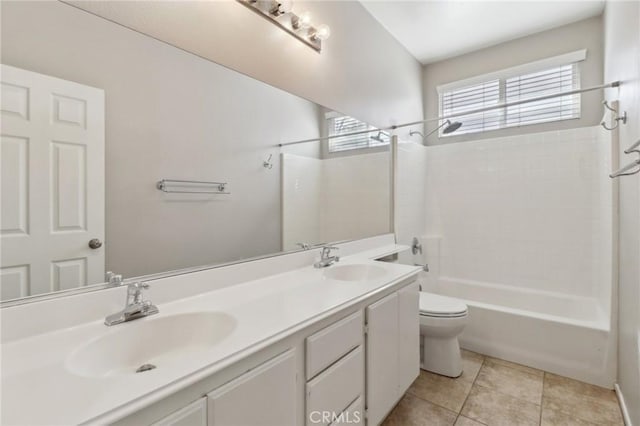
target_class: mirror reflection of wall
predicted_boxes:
[0,1,391,303]
[281,113,391,251]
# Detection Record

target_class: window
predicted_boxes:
[327,113,389,153]
[438,51,584,137]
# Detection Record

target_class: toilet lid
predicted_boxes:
[419,292,468,317]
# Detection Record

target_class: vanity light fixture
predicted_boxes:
[237,0,331,52]
[291,11,311,30]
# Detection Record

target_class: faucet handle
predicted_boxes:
[127,281,149,294]
[321,245,339,257]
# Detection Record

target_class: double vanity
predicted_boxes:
[1,235,421,425]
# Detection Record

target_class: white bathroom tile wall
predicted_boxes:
[423,126,612,302]
[395,142,428,246]
[281,154,323,251]
[321,152,391,243]
[281,152,390,249]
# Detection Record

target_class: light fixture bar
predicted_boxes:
[236,0,325,52]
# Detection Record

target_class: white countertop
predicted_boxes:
[1,247,420,425]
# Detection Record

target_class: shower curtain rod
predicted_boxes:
[278,80,621,147]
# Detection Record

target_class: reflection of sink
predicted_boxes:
[324,264,387,282]
[66,312,236,378]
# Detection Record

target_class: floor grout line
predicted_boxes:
[453,354,486,425]
[465,367,545,408]
[405,385,460,418]
[538,371,546,426]
[394,351,623,426]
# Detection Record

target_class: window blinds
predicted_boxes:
[439,62,581,136]
[328,115,387,152]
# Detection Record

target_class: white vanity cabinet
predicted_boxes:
[151,350,297,426]
[305,310,364,426]
[152,398,207,426]
[118,278,420,426]
[304,281,419,426]
[366,281,420,425]
[207,349,297,426]
[397,282,421,392]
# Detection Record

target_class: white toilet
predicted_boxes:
[419,291,468,378]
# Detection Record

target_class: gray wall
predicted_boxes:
[604,1,640,423]
[69,0,425,130]
[1,1,324,279]
[419,16,604,145]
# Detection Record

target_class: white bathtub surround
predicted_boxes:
[394,142,428,247]
[1,234,420,425]
[281,152,391,250]
[397,126,617,387]
[422,276,613,387]
[425,126,613,302]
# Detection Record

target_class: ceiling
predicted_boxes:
[360,1,605,64]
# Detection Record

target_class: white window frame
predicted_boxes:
[437,50,586,137]
[326,112,388,153]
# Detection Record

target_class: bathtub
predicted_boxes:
[421,275,616,388]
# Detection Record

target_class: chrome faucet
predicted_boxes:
[314,246,340,268]
[104,282,159,326]
[105,270,123,287]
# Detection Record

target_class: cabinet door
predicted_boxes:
[207,349,297,426]
[152,398,207,426]
[366,292,399,426]
[397,281,420,393]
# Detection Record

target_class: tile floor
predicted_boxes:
[382,350,624,426]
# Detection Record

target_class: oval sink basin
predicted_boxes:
[66,312,236,378]
[323,264,387,282]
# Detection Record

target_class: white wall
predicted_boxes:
[423,127,612,306]
[1,1,323,279]
[68,0,424,130]
[282,152,390,250]
[603,1,640,423]
[420,16,604,145]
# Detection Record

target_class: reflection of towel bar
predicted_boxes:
[156,179,230,194]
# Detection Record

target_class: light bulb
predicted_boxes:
[311,24,331,41]
[270,0,292,15]
[279,0,293,13]
[292,10,312,29]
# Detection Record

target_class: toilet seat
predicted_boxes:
[419,292,468,318]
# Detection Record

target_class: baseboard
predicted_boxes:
[615,383,633,426]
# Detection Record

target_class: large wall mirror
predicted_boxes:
[0,1,392,304]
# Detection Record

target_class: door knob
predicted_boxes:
[88,238,103,249]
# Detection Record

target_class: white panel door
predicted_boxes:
[366,292,399,426]
[207,349,297,426]
[397,282,420,393]
[1,64,104,300]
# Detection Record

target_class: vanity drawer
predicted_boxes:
[306,346,364,426]
[331,396,364,426]
[306,310,363,379]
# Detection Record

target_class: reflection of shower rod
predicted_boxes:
[279,81,623,147]
[601,100,627,131]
